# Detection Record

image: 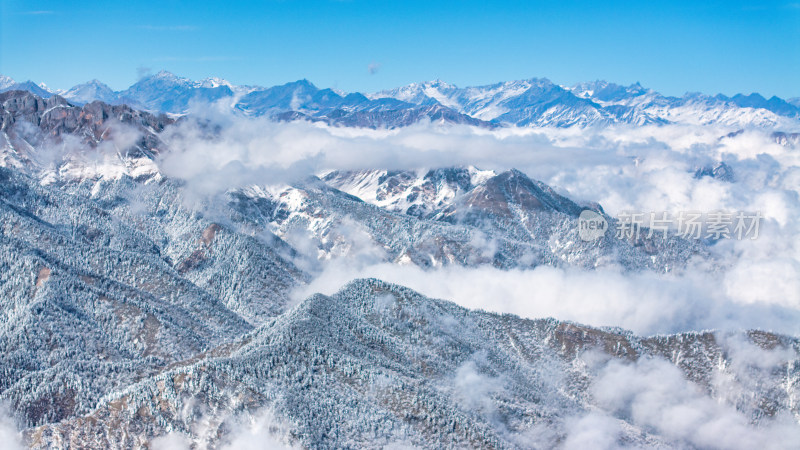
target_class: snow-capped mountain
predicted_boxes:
[375,78,800,128]
[234,79,490,128]
[1,88,799,448]
[565,80,800,128]
[116,70,238,113]
[61,79,118,104]
[372,78,624,126]
[3,72,799,129]
[0,75,16,90]
[0,78,54,99]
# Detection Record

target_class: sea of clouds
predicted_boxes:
[10,102,799,448]
[149,103,800,337]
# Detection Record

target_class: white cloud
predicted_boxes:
[148,407,297,450]
[292,259,800,336]
[453,355,504,417]
[561,412,623,450]
[0,404,23,450]
[588,355,800,449]
[35,104,795,336]
[219,409,298,450]
[150,432,192,450]
[146,111,795,336]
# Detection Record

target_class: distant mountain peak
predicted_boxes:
[153,69,179,79]
[424,78,457,88]
[137,70,194,87]
[85,78,108,86]
[2,71,798,128]
[0,74,15,90]
[198,76,233,88]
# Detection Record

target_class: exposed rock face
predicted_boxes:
[1,90,173,163]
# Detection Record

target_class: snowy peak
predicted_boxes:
[197,76,234,89]
[118,71,236,113]
[719,92,800,117]
[324,166,585,223]
[370,79,461,107]
[569,80,651,101]
[2,72,799,128]
[0,74,16,90]
[0,79,54,98]
[149,69,188,84]
[63,79,117,104]
[322,167,489,219]
[462,169,584,218]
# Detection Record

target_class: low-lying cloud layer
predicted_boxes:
[571,349,800,449]
[8,99,800,448]
[0,403,23,450]
[151,107,800,336]
[25,99,800,335]
[23,97,795,336]
[293,259,800,336]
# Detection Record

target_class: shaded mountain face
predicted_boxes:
[23,280,800,449]
[4,72,800,129]
[117,71,237,114]
[236,79,493,129]
[0,81,54,99]
[0,92,798,448]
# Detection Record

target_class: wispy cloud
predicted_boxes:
[136,66,152,80]
[153,56,242,62]
[139,25,198,31]
[18,10,56,15]
[367,62,382,75]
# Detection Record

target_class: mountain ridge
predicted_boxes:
[1,81,799,448]
[2,72,799,129]
[21,278,800,448]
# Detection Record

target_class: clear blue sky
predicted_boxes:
[1,0,798,97]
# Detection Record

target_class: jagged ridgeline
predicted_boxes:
[1,90,798,448]
[4,71,800,129]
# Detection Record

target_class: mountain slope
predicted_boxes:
[25,279,800,448]
[1,90,798,449]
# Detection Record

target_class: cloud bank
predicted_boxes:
[152,106,800,336]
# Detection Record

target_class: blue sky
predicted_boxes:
[1,0,798,97]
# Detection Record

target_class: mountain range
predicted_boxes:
[1,87,799,448]
[2,71,800,129]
